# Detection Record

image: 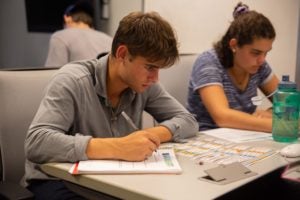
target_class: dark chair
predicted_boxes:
[96,52,109,59]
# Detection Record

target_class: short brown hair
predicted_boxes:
[64,0,94,27]
[112,12,179,68]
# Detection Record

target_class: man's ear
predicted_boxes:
[64,15,73,27]
[115,45,128,61]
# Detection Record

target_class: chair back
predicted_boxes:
[159,54,197,107]
[0,68,58,183]
[143,54,197,128]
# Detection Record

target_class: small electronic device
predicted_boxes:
[280,144,300,158]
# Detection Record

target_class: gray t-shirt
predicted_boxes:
[45,28,112,67]
[187,49,273,130]
[23,55,198,186]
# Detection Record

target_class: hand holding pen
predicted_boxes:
[121,111,159,155]
[86,112,165,161]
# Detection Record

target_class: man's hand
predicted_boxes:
[115,130,161,161]
[86,130,161,161]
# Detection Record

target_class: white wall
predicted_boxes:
[144,0,300,83]
[107,0,143,36]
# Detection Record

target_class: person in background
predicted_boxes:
[187,2,279,132]
[45,0,112,67]
[24,11,198,199]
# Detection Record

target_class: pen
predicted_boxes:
[121,111,138,131]
[121,111,157,152]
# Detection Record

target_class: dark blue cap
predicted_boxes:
[64,0,94,17]
[279,75,297,89]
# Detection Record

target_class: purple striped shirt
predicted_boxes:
[187,49,273,130]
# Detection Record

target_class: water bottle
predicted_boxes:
[272,75,300,142]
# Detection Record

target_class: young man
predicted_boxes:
[24,11,198,199]
[45,0,112,67]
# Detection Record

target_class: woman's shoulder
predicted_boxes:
[198,49,216,58]
[194,49,223,70]
[196,49,219,63]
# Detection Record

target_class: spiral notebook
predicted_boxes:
[69,148,182,175]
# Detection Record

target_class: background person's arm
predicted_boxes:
[45,35,69,67]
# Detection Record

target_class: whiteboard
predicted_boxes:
[144,0,299,53]
[144,0,300,81]
[145,0,235,53]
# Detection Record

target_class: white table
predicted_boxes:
[41,133,294,200]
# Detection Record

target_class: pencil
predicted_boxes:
[121,111,138,131]
[121,111,157,152]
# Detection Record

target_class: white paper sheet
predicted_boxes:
[69,148,182,174]
[201,128,272,143]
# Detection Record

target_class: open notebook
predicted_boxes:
[69,148,182,174]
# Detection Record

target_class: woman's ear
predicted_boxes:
[229,38,238,52]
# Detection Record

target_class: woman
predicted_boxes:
[187,2,279,132]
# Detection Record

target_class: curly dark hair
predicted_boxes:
[214,2,276,69]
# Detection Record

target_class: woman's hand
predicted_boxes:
[253,109,272,118]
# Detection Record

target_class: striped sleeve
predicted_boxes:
[190,51,223,92]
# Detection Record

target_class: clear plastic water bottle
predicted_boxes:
[272,75,300,142]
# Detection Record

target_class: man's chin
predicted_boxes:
[137,86,149,93]
[138,88,147,93]
[131,87,144,93]
[131,84,151,93]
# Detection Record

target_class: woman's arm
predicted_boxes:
[260,74,280,102]
[199,85,272,132]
